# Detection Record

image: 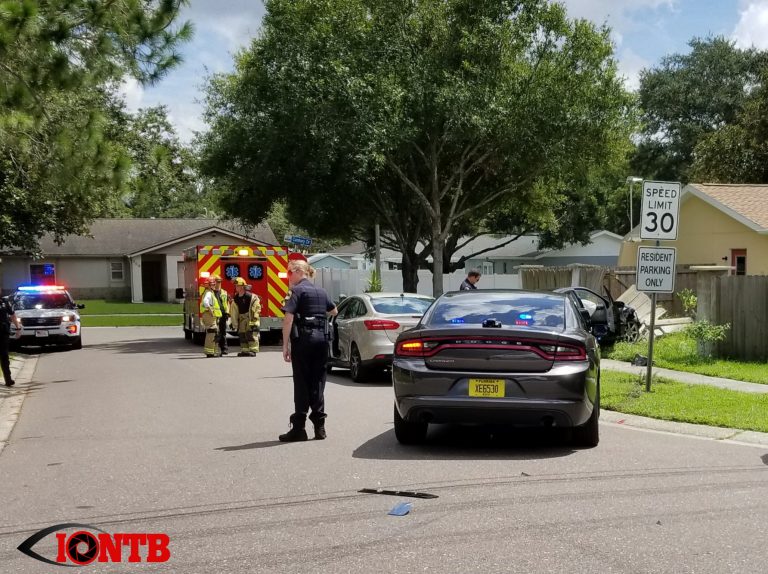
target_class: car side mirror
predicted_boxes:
[595,303,606,313]
[175,288,184,299]
[77,304,85,309]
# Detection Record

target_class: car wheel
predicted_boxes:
[623,319,641,343]
[71,337,83,350]
[184,328,192,340]
[393,402,428,445]
[326,361,334,374]
[572,392,600,448]
[349,344,369,383]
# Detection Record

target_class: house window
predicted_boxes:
[30,263,56,285]
[731,249,747,276]
[110,261,124,281]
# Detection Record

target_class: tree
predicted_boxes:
[201,0,630,295]
[0,0,192,251]
[633,37,767,183]
[691,70,768,183]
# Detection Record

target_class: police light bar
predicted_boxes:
[18,285,66,291]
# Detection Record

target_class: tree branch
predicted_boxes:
[385,156,436,220]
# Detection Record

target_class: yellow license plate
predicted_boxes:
[468,379,505,398]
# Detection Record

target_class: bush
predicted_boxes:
[676,288,697,318]
[366,269,382,293]
[684,320,730,344]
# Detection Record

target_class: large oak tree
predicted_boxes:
[201,0,630,294]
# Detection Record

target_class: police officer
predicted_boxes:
[230,277,261,356]
[1,290,23,386]
[459,269,481,290]
[279,260,337,442]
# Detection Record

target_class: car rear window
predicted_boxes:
[425,293,566,329]
[13,293,72,310]
[370,297,433,315]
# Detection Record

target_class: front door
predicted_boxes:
[730,249,747,276]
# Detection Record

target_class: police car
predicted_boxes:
[9,286,84,350]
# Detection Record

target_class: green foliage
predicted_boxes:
[0,0,192,251]
[632,37,767,182]
[677,288,697,318]
[366,269,382,293]
[604,331,768,384]
[200,0,632,295]
[685,320,730,345]
[601,371,768,432]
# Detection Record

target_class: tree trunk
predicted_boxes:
[431,219,445,298]
[401,252,419,293]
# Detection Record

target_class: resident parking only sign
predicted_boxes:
[637,246,676,293]
[640,180,681,241]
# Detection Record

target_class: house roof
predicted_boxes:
[28,219,277,257]
[307,253,350,266]
[685,183,768,233]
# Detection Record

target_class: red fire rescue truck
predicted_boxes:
[180,244,306,344]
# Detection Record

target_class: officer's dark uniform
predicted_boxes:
[1,297,18,386]
[459,277,478,291]
[280,278,335,441]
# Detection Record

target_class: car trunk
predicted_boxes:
[380,315,424,343]
[419,328,563,373]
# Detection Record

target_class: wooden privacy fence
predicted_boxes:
[702,275,768,361]
[520,265,607,292]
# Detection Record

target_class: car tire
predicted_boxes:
[184,328,192,340]
[326,362,334,374]
[623,319,641,343]
[349,344,369,383]
[71,337,83,350]
[572,392,600,448]
[393,402,428,445]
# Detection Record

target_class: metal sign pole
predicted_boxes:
[645,238,660,392]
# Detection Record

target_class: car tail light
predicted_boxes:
[395,339,426,356]
[539,343,587,361]
[364,319,400,330]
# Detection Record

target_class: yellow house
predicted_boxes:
[618,183,768,275]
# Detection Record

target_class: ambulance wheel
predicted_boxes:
[184,328,192,340]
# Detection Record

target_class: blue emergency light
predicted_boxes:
[18,285,66,291]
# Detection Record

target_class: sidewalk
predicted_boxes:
[601,359,768,394]
[0,354,37,456]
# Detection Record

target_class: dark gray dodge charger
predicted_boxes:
[392,290,601,447]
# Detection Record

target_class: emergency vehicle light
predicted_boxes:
[18,285,66,291]
[238,249,249,256]
[278,272,288,279]
[200,271,211,278]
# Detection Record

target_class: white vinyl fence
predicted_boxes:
[314,268,522,301]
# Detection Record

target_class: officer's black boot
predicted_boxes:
[278,414,308,442]
[309,414,327,440]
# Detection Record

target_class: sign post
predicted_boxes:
[638,181,681,391]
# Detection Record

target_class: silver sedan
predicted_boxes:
[327,292,434,382]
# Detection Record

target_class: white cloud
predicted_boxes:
[616,48,651,91]
[561,0,676,26]
[118,77,145,112]
[182,0,265,51]
[733,1,768,49]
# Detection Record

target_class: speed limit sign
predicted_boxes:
[641,181,681,241]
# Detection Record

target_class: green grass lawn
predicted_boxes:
[601,371,768,433]
[604,332,768,385]
[78,299,182,315]
[81,315,182,327]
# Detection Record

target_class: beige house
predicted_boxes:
[619,183,768,275]
[0,219,276,302]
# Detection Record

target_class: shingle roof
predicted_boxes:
[687,184,768,231]
[31,219,277,256]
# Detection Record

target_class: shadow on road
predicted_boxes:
[83,337,283,356]
[326,371,392,388]
[215,440,286,451]
[353,425,576,461]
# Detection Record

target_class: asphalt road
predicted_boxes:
[1,327,766,573]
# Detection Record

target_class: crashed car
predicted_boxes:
[555,286,640,346]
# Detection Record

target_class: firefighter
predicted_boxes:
[279,260,337,442]
[200,276,224,357]
[212,275,230,356]
[230,277,261,356]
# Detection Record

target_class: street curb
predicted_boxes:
[601,409,768,448]
[0,355,38,457]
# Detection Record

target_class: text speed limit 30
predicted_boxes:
[641,181,681,241]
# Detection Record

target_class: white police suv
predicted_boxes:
[10,286,84,350]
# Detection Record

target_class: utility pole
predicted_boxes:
[374,223,381,279]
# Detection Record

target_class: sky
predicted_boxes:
[122,0,768,142]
